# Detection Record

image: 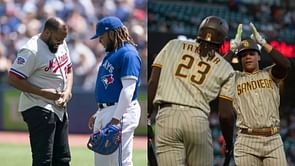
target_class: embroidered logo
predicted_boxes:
[101,74,114,89]
[242,40,249,48]
[44,53,68,72]
[16,56,26,65]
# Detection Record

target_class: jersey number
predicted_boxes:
[175,54,211,85]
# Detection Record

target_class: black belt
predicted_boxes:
[98,103,116,109]
[159,103,172,109]
[159,102,198,109]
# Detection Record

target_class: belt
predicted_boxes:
[158,102,199,110]
[159,103,172,109]
[240,127,279,137]
[98,103,116,109]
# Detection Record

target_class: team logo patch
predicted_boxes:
[205,32,212,41]
[16,56,26,65]
[101,74,114,89]
[242,40,249,48]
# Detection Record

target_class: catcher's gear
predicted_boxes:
[250,22,267,46]
[197,16,229,44]
[87,123,122,155]
[237,38,260,57]
[230,24,243,52]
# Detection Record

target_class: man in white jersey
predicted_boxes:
[8,17,73,166]
[148,16,236,166]
[225,23,291,166]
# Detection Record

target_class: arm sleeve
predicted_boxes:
[121,51,141,80]
[9,49,36,79]
[219,71,236,101]
[152,39,174,68]
[112,78,137,120]
[64,41,73,73]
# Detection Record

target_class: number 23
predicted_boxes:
[175,54,211,85]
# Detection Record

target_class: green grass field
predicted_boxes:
[0,144,147,166]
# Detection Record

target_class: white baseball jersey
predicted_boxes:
[10,34,72,121]
[152,39,235,115]
[233,67,287,166]
[233,67,281,129]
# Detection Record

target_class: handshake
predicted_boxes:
[230,23,267,52]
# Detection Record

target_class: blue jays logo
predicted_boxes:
[101,74,114,89]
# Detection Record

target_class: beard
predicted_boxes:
[45,35,59,53]
[48,44,58,53]
[105,40,115,52]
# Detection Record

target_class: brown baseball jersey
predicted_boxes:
[152,39,235,166]
[233,66,287,166]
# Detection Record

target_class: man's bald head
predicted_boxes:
[43,17,67,33]
[40,17,68,53]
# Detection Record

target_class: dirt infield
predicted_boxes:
[0,131,147,150]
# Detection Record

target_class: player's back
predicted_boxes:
[153,39,234,115]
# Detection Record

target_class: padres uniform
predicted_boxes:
[93,43,141,166]
[152,39,235,166]
[10,34,72,120]
[233,68,287,166]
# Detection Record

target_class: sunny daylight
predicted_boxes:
[0,0,147,166]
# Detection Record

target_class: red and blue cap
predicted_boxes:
[90,16,124,40]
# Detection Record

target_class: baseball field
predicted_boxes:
[0,132,147,166]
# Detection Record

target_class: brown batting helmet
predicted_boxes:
[197,16,229,44]
[237,38,260,56]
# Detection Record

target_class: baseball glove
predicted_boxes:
[87,124,122,155]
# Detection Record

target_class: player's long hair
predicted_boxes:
[108,26,136,50]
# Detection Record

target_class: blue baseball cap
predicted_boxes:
[90,16,124,40]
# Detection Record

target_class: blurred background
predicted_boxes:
[0,0,147,134]
[148,0,295,165]
[0,0,147,165]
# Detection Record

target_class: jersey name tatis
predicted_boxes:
[182,42,220,64]
[237,79,273,95]
[182,42,199,53]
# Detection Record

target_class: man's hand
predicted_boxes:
[55,91,72,107]
[88,113,96,130]
[110,118,121,127]
[250,22,267,46]
[41,88,62,100]
[230,24,242,52]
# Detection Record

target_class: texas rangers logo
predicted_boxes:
[101,74,114,89]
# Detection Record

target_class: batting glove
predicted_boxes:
[230,24,243,52]
[250,22,267,46]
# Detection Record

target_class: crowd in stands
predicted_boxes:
[148,0,295,43]
[0,0,147,90]
[149,1,295,165]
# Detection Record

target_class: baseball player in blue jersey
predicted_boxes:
[88,16,142,166]
[8,17,73,166]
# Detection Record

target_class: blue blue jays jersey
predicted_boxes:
[95,43,141,103]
